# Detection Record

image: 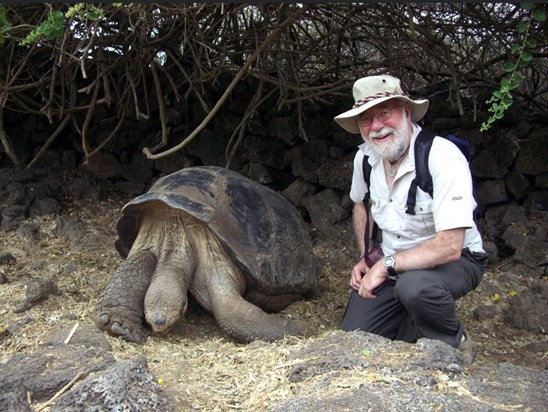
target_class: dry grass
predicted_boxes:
[0,191,544,411]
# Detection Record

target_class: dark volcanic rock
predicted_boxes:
[51,356,173,412]
[269,331,548,412]
[0,345,115,402]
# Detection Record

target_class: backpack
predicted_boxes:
[361,129,475,255]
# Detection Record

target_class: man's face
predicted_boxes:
[358,102,412,162]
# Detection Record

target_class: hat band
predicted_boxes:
[352,91,404,109]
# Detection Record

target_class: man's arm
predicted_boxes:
[356,227,465,298]
[390,227,465,272]
[353,203,366,255]
[353,202,375,256]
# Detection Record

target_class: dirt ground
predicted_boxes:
[0,182,546,411]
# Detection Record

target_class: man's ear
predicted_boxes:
[405,104,412,118]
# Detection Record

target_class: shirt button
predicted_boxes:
[389,199,393,203]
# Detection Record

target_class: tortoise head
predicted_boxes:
[144,280,188,334]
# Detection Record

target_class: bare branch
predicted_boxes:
[0,3,544,168]
[142,4,311,160]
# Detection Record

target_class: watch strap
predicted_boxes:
[384,255,398,276]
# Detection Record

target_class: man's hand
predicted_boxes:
[356,261,389,299]
[350,259,369,290]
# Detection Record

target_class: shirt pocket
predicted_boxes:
[397,198,436,238]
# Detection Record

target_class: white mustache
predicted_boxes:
[369,127,396,139]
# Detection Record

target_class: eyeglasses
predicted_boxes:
[358,104,405,127]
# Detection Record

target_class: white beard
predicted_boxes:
[365,119,411,162]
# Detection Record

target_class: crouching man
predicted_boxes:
[334,74,488,365]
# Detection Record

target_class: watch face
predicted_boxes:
[384,256,395,267]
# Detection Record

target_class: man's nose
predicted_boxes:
[370,115,384,130]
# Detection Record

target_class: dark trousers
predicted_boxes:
[340,248,488,348]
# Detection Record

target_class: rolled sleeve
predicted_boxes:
[350,148,368,204]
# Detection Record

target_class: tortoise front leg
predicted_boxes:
[205,264,315,343]
[94,250,157,343]
[190,229,315,343]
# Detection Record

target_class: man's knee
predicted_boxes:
[394,270,448,308]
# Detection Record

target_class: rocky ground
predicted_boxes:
[0,170,546,411]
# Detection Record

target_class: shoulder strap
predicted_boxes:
[361,155,378,254]
[405,129,435,215]
[362,154,372,203]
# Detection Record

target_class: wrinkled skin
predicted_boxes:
[94,203,315,343]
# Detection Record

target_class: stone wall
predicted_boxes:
[2,81,547,276]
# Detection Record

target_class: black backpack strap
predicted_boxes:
[361,155,378,255]
[405,179,419,215]
[405,129,436,215]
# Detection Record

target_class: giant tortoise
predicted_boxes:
[94,166,321,343]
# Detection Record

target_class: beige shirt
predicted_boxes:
[350,124,484,255]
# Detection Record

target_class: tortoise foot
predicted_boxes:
[94,250,157,343]
[95,306,147,343]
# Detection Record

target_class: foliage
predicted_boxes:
[15,3,129,46]
[19,8,64,46]
[65,3,105,21]
[481,3,546,131]
[0,5,11,45]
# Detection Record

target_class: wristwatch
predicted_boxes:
[383,255,398,276]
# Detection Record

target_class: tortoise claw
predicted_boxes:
[111,321,144,343]
[109,321,127,336]
[100,314,111,326]
[95,310,145,343]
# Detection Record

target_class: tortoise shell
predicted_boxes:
[115,166,320,295]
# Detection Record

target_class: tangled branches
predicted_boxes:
[0,3,546,168]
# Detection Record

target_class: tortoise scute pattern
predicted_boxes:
[122,167,319,294]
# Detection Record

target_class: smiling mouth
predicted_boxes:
[372,133,392,141]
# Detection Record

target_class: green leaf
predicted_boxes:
[87,11,101,21]
[493,90,502,99]
[532,10,546,22]
[511,44,521,54]
[51,10,64,25]
[508,80,521,90]
[47,26,64,39]
[527,38,537,48]
[362,349,371,357]
[502,95,513,106]
[495,112,505,120]
[518,21,528,33]
[520,2,533,10]
[522,51,533,62]
[504,62,516,72]
[0,13,11,31]
[513,72,525,83]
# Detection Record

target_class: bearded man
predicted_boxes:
[334,75,488,365]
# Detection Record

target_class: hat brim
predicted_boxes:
[334,96,429,134]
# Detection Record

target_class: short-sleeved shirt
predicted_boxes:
[350,124,484,256]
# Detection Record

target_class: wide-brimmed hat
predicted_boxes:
[334,75,429,134]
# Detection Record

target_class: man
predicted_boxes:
[333,74,488,365]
